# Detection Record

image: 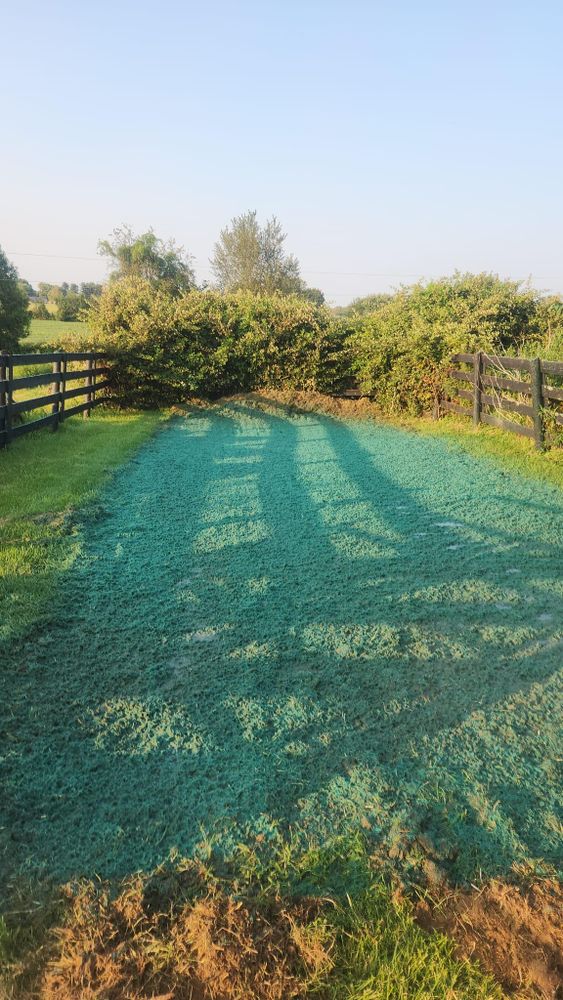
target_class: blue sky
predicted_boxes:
[2,0,563,304]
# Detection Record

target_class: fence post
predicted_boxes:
[472,351,483,426]
[83,355,94,418]
[51,354,62,431]
[0,351,11,448]
[59,352,67,422]
[530,357,545,450]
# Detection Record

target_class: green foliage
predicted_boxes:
[29,301,51,320]
[336,292,392,316]
[301,286,326,305]
[211,210,303,294]
[86,270,561,415]
[24,318,88,346]
[16,278,35,300]
[86,278,351,404]
[98,225,195,294]
[350,272,544,414]
[0,246,30,351]
[56,290,84,321]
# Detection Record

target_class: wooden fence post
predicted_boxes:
[51,354,62,431]
[59,352,67,422]
[0,351,11,447]
[83,355,94,419]
[530,357,545,450]
[472,351,483,426]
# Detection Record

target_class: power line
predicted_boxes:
[6,250,563,283]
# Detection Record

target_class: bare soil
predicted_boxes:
[415,877,563,999]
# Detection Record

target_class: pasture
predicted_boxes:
[23,318,88,346]
[3,398,561,888]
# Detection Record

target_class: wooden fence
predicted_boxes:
[0,351,109,448]
[443,352,563,449]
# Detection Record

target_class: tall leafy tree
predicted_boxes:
[98,225,196,294]
[0,246,30,350]
[211,211,304,294]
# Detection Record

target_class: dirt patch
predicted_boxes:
[5,860,563,999]
[414,877,563,999]
[221,388,381,420]
[39,867,329,999]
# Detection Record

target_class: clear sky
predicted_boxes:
[2,0,563,305]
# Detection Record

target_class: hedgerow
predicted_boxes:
[81,272,561,412]
[349,273,546,415]
[84,279,352,405]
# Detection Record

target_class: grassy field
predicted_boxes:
[22,318,88,347]
[1,400,561,997]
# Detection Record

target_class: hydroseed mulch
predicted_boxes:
[2,398,562,886]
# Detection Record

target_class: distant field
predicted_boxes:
[23,318,88,347]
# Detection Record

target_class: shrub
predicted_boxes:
[84,279,352,406]
[30,301,52,320]
[82,272,560,414]
[0,246,30,351]
[350,273,543,414]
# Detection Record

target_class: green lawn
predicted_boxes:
[22,318,88,347]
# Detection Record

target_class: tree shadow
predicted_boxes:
[1,399,561,889]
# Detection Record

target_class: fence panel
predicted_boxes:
[446,352,563,449]
[0,350,109,449]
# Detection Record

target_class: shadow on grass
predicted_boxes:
[1,398,561,891]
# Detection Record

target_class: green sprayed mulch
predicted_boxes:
[2,399,562,885]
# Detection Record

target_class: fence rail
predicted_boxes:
[443,352,563,449]
[0,350,109,448]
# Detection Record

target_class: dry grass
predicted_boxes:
[37,865,329,1000]
[5,848,562,999]
[415,876,563,999]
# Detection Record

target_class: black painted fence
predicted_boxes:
[0,351,110,448]
[443,352,563,449]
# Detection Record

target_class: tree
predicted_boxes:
[17,278,35,300]
[30,301,52,320]
[37,282,53,300]
[0,246,31,350]
[98,225,196,294]
[211,211,304,295]
[80,282,103,300]
[300,286,325,305]
[57,291,85,321]
[47,285,63,305]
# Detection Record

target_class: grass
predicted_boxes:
[1,836,507,999]
[0,408,163,643]
[396,412,563,490]
[1,397,561,998]
[22,318,88,347]
[3,399,561,884]
[252,389,563,490]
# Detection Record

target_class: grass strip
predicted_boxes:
[0,407,163,643]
